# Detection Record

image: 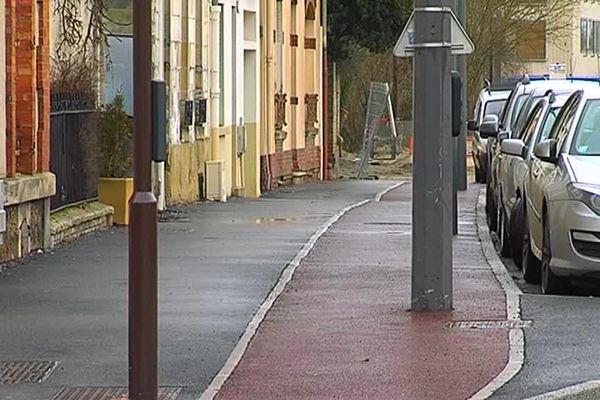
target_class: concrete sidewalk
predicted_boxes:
[211,183,511,400]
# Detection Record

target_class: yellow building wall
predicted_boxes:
[166,141,210,204]
[164,0,261,203]
[260,0,323,158]
[523,2,600,77]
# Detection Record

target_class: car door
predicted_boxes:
[501,101,545,218]
[491,90,529,199]
[519,104,561,198]
[528,93,582,250]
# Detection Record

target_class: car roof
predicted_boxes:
[523,79,600,91]
[545,92,571,108]
[480,89,511,102]
[577,84,600,100]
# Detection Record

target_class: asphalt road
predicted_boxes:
[0,180,395,400]
[484,187,600,400]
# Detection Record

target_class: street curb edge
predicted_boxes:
[468,188,525,400]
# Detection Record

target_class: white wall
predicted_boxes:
[218,0,260,128]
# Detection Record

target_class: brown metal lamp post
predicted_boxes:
[130,1,158,399]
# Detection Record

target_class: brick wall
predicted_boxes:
[261,145,321,190]
[5,0,51,176]
[5,0,17,177]
[37,0,51,172]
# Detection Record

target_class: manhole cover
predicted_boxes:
[446,320,532,329]
[0,361,58,384]
[52,387,182,400]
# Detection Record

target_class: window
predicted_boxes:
[474,99,482,124]
[520,102,544,142]
[515,20,546,60]
[572,99,600,155]
[549,93,581,149]
[590,19,596,56]
[511,94,532,130]
[538,107,562,144]
[500,87,520,127]
[580,18,600,55]
[581,18,587,54]
[484,100,506,118]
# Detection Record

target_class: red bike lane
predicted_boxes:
[213,184,510,400]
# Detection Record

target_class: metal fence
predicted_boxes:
[50,93,99,210]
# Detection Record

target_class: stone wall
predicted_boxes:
[0,173,55,263]
[50,202,114,248]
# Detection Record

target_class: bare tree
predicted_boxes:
[467,0,576,106]
[53,0,110,60]
[53,0,133,98]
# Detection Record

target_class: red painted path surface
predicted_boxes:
[215,184,509,400]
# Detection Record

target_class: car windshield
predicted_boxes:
[484,99,506,117]
[538,107,562,143]
[510,94,529,128]
[572,99,600,156]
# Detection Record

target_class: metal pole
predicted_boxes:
[453,137,458,235]
[130,1,158,399]
[456,0,467,191]
[411,0,453,311]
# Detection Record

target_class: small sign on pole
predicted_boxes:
[393,7,474,58]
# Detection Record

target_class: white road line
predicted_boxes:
[523,380,600,400]
[468,189,525,400]
[374,181,406,202]
[198,183,401,400]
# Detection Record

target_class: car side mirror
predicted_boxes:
[501,139,526,158]
[467,120,479,131]
[479,115,499,139]
[533,139,558,164]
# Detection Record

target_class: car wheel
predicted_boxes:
[522,205,541,284]
[497,202,511,257]
[486,184,498,233]
[540,213,567,295]
[510,198,525,268]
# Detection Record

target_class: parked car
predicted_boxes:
[494,81,600,268]
[497,92,566,269]
[482,75,548,232]
[468,85,511,183]
[483,77,599,233]
[522,87,600,294]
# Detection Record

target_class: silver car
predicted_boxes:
[486,78,600,234]
[495,82,600,272]
[468,86,511,183]
[522,88,600,294]
[496,93,562,268]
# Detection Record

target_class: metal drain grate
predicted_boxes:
[0,361,58,384]
[446,320,532,329]
[52,386,182,400]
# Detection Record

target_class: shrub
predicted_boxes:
[98,94,132,178]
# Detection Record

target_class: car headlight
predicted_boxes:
[567,183,600,216]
